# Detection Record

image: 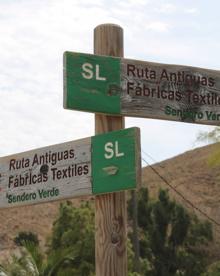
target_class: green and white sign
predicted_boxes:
[64,51,121,114]
[64,51,220,126]
[0,127,141,209]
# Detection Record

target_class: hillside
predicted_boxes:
[142,142,220,230]
[142,142,220,259]
[1,142,220,261]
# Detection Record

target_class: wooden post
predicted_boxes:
[131,190,140,273]
[94,24,127,276]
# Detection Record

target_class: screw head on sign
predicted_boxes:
[40,164,49,174]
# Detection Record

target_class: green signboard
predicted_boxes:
[92,127,140,194]
[0,128,140,209]
[64,51,220,126]
[64,51,120,114]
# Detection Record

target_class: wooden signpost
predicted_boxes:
[93,24,127,276]
[64,51,220,126]
[0,127,140,209]
[63,23,220,275]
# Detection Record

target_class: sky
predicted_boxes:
[0,0,219,165]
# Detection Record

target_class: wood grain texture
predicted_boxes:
[94,24,127,276]
[121,58,220,125]
[0,138,92,209]
[95,192,127,276]
[94,24,125,133]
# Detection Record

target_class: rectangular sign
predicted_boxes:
[64,51,220,126]
[0,128,141,209]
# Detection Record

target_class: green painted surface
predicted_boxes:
[64,52,121,114]
[91,128,140,194]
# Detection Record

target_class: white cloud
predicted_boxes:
[157,3,177,13]
[117,0,148,8]
[127,0,148,5]
[184,7,198,14]
[145,21,170,32]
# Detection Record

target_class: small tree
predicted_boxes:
[48,200,95,276]
[128,188,213,276]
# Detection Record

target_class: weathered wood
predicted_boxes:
[94,24,128,276]
[64,52,220,126]
[0,128,140,209]
[0,138,92,209]
[121,58,220,125]
[131,190,141,273]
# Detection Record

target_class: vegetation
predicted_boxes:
[196,127,220,144]
[14,231,39,247]
[0,201,94,276]
[196,126,220,166]
[0,189,215,275]
[0,240,75,276]
[48,200,95,276]
[202,261,220,276]
[128,188,213,275]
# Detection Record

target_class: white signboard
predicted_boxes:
[0,128,140,209]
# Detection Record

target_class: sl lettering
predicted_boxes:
[81,63,106,81]
[104,141,124,159]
